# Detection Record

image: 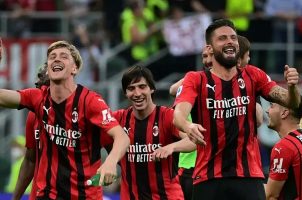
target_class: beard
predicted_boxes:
[213,48,239,69]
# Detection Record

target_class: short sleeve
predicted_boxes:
[246,66,277,98]
[86,93,120,133]
[269,141,294,181]
[18,88,44,111]
[174,71,201,107]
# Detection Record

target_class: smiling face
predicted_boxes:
[266,103,284,130]
[125,77,154,113]
[210,26,239,69]
[47,47,78,82]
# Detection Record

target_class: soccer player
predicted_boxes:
[265,103,302,199]
[173,19,301,199]
[0,39,130,200]
[112,65,199,200]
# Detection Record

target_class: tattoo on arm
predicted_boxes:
[268,86,288,106]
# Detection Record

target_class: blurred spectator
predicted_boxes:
[264,0,302,73]
[31,0,61,34]
[5,0,34,38]
[196,0,226,19]
[225,0,254,36]
[72,23,102,86]
[5,135,32,194]
[147,5,211,81]
[120,0,160,64]
[103,0,125,46]
[65,0,91,28]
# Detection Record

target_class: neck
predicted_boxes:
[134,103,156,120]
[277,121,300,138]
[210,61,237,81]
[49,80,77,103]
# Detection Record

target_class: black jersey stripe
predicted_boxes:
[205,70,218,179]
[134,116,152,200]
[72,85,86,200]
[153,106,168,200]
[221,79,238,177]
[239,71,252,177]
[55,100,71,200]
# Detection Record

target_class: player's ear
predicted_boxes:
[71,67,78,76]
[281,109,289,119]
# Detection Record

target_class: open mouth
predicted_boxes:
[51,64,64,72]
[223,46,236,56]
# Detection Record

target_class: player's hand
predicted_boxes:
[284,65,299,86]
[97,157,117,186]
[186,123,206,145]
[151,145,173,161]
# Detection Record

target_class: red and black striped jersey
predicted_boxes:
[174,65,277,184]
[25,111,39,200]
[269,129,302,200]
[113,106,184,200]
[19,85,119,200]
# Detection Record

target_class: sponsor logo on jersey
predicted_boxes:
[272,158,286,174]
[206,96,250,119]
[127,143,162,162]
[42,121,82,147]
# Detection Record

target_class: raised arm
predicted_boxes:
[268,65,301,109]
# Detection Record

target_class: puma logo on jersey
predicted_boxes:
[43,106,51,115]
[123,127,131,135]
[274,147,281,154]
[206,84,216,92]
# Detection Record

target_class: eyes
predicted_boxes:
[127,84,148,92]
[48,52,70,60]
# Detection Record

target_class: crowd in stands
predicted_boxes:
[0,0,301,79]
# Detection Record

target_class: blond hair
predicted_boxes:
[47,40,83,72]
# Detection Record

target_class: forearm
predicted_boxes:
[170,137,196,153]
[12,159,35,200]
[173,111,192,133]
[106,127,130,164]
[288,85,301,109]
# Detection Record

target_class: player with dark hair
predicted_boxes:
[113,65,199,200]
[265,103,302,200]
[173,19,301,199]
[0,39,130,200]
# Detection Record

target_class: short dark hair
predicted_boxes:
[205,19,237,44]
[122,65,156,95]
[238,35,250,59]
